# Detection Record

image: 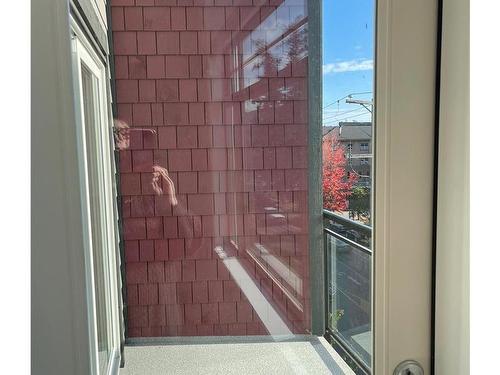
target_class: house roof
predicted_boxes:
[337,122,372,141]
[322,126,335,136]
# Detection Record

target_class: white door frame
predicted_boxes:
[374,0,438,373]
[71,18,121,375]
[434,0,469,374]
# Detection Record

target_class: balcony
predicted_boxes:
[116,210,371,375]
[119,336,355,375]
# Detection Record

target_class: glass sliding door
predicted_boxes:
[106,0,437,373]
[95,0,444,372]
[72,20,120,375]
[110,0,315,338]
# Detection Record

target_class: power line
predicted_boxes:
[322,91,373,110]
[323,111,367,123]
[322,107,365,120]
[323,113,370,125]
[323,107,362,114]
[323,111,371,125]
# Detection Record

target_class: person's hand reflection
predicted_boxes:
[152,165,178,206]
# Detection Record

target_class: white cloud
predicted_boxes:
[323,59,374,74]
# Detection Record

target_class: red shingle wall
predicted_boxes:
[111,0,310,337]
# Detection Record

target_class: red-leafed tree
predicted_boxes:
[322,134,358,212]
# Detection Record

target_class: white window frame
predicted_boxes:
[70,18,120,375]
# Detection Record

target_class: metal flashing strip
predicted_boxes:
[307,0,325,337]
[127,334,321,346]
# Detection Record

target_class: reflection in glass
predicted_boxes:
[112,1,311,338]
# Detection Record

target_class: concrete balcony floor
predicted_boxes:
[119,336,355,375]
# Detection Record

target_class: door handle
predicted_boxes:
[393,360,424,375]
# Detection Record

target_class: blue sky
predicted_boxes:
[322,0,375,126]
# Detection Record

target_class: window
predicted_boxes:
[360,142,369,151]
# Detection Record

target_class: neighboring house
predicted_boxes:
[323,122,372,186]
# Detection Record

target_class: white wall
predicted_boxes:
[435,0,470,373]
[32,1,93,374]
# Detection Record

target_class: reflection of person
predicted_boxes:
[113,119,130,150]
[113,118,157,151]
[113,118,200,251]
[151,165,177,206]
[151,164,199,250]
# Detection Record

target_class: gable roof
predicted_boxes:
[337,122,372,141]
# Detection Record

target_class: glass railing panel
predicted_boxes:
[325,225,372,370]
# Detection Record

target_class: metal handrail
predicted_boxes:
[323,209,372,234]
[324,227,372,255]
[323,209,372,250]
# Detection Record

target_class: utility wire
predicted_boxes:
[323,108,365,121]
[322,91,373,110]
[323,111,371,125]
[322,107,364,120]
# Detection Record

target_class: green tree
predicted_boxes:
[349,186,371,223]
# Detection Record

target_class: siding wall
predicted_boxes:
[110,0,311,337]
